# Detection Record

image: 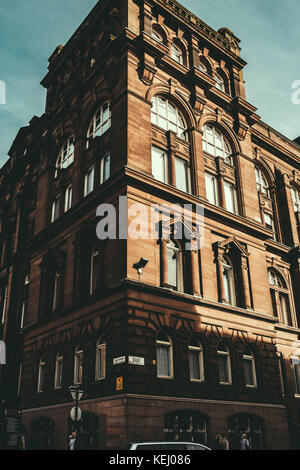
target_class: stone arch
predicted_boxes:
[164,409,210,444]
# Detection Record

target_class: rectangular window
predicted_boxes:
[292,359,300,396]
[51,197,60,222]
[264,212,274,231]
[280,293,292,326]
[84,167,95,196]
[175,157,190,193]
[152,147,167,183]
[38,362,46,393]
[100,154,111,183]
[244,358,257,388]
[64,185,72,213]
[217,353,232,385]
[291,188,300,213]
[1,285,8,325]
[95,343,106,380]
[224,181,238,214]
[205,172,219,206]
[74,351,83,385]
[55,357,63,389]
[157,345,172,378]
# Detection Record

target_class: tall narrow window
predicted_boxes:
[156,332,173,379]
[95,340,106,380]
[64,185,72,213]
[38,357,46,393]
[74,345,83,385]
[268,269,293,326]
[217,343,232,385]
[171,44,183,65]
[52,271,60,311]
[202,125,232,164]
[189,338,204,382]
[152,147,167,183]
[205,172,219,206]
[243,347,257,388]
[291,357,300,396]
[90,246,101,295]
[20,274,30,329]
[51,197,60,223]
[84,167,94,196]
[224,181,238,214]
[100,154,111,183]
[55,136,75,176]
[222,257,236,306]
[255,167,270,197]
[87,102,111,146]
[54,352,63,389]
[167,240,183,291]
[175,157,190,193]
[264,213,274,232]
[291,187,300,213]
[215,73,226,92]
[1,285,8,325]
[151,96,187,141]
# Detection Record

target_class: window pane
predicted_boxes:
[175,157,188,193]
[244,358,255,386]
[218,354,229,383]
[167,248,177,288]
[189,349,202,380]
[224,181,237,214]
[152,147,166,183]
[157,345,171,377]
[205,173,218,205]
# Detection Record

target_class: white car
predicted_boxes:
[128,441,211,450]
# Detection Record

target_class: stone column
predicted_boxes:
[160,239,169,287]
[190,248,201,295]
[241,256,251,309]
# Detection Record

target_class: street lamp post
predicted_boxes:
[69,385,84,432]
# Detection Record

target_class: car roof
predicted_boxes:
[131,442,209,446]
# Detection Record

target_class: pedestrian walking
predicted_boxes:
[212,433,223,450]
[221,435,230,450]
[240,433,250,450]
[67,431,82,450]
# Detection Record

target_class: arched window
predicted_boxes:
[151,96,187,141]
[95,339,106,380]
[164,410,208,444]
[268,269,293,326]
[55,136,75,177]
[222,257,236,306]
[228,413,264,450]
[255,167,270,197]
[156,332,173,378]
[243,346,257,388]
[87,102,111,146]
[199,60,208,74]
[217,343,232,385]
[37,356,46,393]
[215,73,226,92]
[74,345,83,384]
[90,246,101,295]
[54,352,63,389]
[202,124,232,164]
[189,337,204,382]
[167,239,183,291]
[152,28,163,43]
[171,43,183,64]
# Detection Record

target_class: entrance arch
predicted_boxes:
[228,413,265,450]
[164,410,209,445]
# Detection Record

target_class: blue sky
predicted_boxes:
[0,0,299,167]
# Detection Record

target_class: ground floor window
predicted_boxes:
[30,417,55,450]
[228,413,264,450]
[164,410,208,445]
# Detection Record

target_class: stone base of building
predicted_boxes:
[20,394,290,450]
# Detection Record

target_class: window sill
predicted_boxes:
[219,382,232,386]
[157,376,174,380]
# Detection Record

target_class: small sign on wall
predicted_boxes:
[116,376,123,391]
[113,356,126,366]
[128,356,145,366]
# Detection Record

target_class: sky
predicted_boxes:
[0,0,299,167]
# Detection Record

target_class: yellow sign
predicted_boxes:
[116,376,123,391]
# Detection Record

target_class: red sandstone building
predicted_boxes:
[0,0,300,450]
